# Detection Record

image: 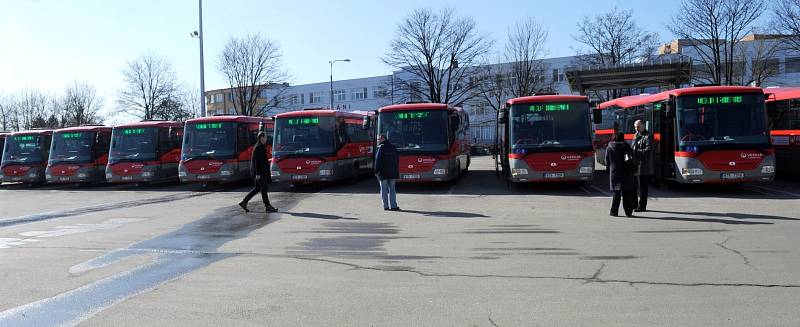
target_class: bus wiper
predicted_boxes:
[182,155,213,163]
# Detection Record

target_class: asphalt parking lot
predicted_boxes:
[1,155,799,326]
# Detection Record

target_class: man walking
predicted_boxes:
[632,120,653,212]
[239,132,278,214]
[374,134,400,211]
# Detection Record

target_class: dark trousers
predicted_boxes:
[611,188,636,215]
[635,175,651,209]
[242,176,270,206]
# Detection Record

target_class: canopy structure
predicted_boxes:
[565,55,693,95]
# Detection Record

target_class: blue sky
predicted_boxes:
[1,0,687,112]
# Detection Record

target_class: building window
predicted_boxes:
[227,107,236,114]
[351,87,368,100]
[228,93,235,101]
[334,89,347,101]
[310,91,323,104]
[212,94,223,103]
[260,89,269,98]
[300,93,305,104]
[552,69,559,82]
[786,57,800,73]
[753,58,781,75]
[373,86,389,98]
[287,94,299,105]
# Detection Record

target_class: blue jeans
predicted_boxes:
[378,179,398,209]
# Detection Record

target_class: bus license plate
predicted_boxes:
[402,174,420,180]
[197,174,211,179]
[544,172,565,179]
[292,175,307,181]
[721,172,744,180]
[59,177,71,182]
[121,176,133,181]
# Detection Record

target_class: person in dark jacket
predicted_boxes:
[374,134,400,211]
[239,132,277,214]
[632,120,653,212]
[605,132,637,217]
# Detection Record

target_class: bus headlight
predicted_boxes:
[220,170,233,176]
[433,169,447,175]
[761,165,775,174]
[579,166,593,174]
[77,173,88,178]
[28,172,38,178]
[511,168,528,175]
[105,173,113,179]
[141,172,154,177]
[178,171,187,177]
[319,169,334,176]
[46,174,52,179]
[271,170,280,177]
[681,168,703,176]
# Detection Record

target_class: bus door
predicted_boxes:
[660,100,677,179]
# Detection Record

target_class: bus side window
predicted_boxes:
[171,128,183,149]
[237,124,250,152]
[97,133,111,157]
[158,128,171,153]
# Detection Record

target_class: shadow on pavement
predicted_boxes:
[284,212,359,220]
[399,209,489,218]
[645,210,799,221]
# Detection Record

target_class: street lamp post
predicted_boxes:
[190,0,206,117]
[329,59,350,110]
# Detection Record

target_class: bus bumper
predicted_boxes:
[46,167,105,184]
[508,158,594,183]
[105,165,165,183]
[271,160,360,184]
[178,163,248,183]
[397,160,460,182]
[0,167,46,184]
[674,156,776,183]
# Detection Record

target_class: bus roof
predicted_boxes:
[378,103,461,113]
[763,87,800,102]
[599,86,765,109]
[53,125,112,133]
[185,115,273,125]
[7,129,53,136]
[114,120,183,129]
[275,109,368,119]
[506,95,587,105]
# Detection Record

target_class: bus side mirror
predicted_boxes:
[498,109,507,124]
[592,108,602,124]
[362,116,371,130]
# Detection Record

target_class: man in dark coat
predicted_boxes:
[632,120,653,212]
[605,132,637,217]
[374,134,400,211]
[239,132,277,214]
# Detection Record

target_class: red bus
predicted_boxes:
[179,115,274,183]
[373,103,470,182]
[46,125,112,184]
[594,94,653,166]
[270,109,374,184]
[498,95,595,183]
[594,86,775,184]
[763,87,800,175]
[0,132,8,159]
[1,130,52,184]
[106,121,184,183]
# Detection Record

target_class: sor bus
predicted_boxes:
[763,87,800,175]
[0,132,8,158]
[498,95,595,183]
[179,115,274,183]
[1,130,52,184]
[594,86,775,184]
[106,121,184,183]
[46,125,112,184]
[270,109,374,184]
[371,103,470,182]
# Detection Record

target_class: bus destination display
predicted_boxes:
[394,112,430,120]
[195,123,223,129]
[530,103,571,112]
[13,136,35,141]
[696,96,743,105]
[62,132,84,139]
[287,117,320,125]
[122,128,146,135]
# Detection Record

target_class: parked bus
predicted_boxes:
[763,87,800,175]
[498,95,595,183]
[106,121,184,183]
[270,109,374,184]
[0,132,8,158]
[179,115,273,183]
[372,103,470,182]
[594,94,653,166]
[1,130,52,184]
[594,86,775,184]
[46,125,112,184]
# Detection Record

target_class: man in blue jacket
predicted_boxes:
[374,134,400,211]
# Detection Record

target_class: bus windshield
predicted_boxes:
[183,122,237,159]
[3,135,46,164]
[273,116,335,156]
[110,127,157,163]
[509,102,591,150]
[677,94,769,146]
[378,110,448,153]
[49,132,95,164]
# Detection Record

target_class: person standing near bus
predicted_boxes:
[239,132,278,214]
[632,120,653,212]
[374,134,400,211]
[605,132,637,217]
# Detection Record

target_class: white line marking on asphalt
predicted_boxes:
[579,186,591,194]
[0,218,143,250]
[748,185,800,198]
[589,185,611,196]
[742,186,773,196]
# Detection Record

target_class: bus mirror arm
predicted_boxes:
[666,96,676,119]
[591,108,602,124]
[362,116,371,130]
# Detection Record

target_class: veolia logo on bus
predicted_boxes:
[739,152,763,160]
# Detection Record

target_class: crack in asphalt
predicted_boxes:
[715,234,756,270]
[583,262,606,284]
[488,310,499,327]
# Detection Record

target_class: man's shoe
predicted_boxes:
[389,207,401,211]
[238,202,250,212]
[383,208,390,211]
[625,213,635,217]
[634,208,646,212]
[265,205,278,213]
[609,212,618,217]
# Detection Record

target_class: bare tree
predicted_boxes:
[14,89,52,130]
[573,8,659,67]
[772,0,800,52]
[0,95,15,131]
[117,53,179,120]
[218,33,287,116]
[506,17,550,97]
[669,0,765,85]
[383,8,494,105]
[62,80,103,126]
